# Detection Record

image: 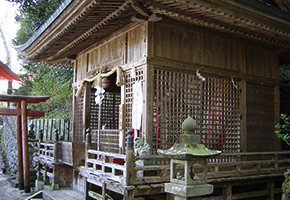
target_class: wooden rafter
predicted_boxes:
[47,0,133,62]
[142,0,290,49]
[17,0,290,64]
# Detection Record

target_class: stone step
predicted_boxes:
[25,191,43,200]
[42,188,84,200]
[25,189,83,200]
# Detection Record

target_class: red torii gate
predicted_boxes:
[0,94,50,193]
[0,60,20,81]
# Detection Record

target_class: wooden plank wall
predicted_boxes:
[153,22,277,80]
[246,83,278,152]
[75,23,147,82]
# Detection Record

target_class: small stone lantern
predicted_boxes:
[158,116,221,200]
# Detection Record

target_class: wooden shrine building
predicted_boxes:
[17,0,290,199]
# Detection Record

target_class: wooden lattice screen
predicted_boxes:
[153,69,241,153]
[201,77,241,153]
[124,68,144,136]
[90,89,120,130]
[89,88,121,153]
[74,88,84,142]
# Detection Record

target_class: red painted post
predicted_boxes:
[16,102,24,190]
[21,100,30,193]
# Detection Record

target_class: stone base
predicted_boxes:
[165,183,213,198]
[8,178,18,188]
[173,196,201,200]
[35,180,44,191]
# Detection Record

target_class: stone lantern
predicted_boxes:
[158,116,221,200]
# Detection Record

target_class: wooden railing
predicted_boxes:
[38,130,60,165]
[83,150,290,186]
[38,142,55,164]
[84,149,127,185]
[208,151,290,179]
[134,155,170,184]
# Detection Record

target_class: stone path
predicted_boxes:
[0,173,26,200]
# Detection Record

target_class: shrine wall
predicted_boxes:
[150,20,280,152]
[71,19,280,152]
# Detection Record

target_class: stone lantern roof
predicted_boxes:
[158,116,221,159]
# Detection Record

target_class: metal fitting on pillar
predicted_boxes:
[126,128,134,150]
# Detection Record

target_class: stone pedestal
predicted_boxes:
[158,116,221,200]
[165,183,213,200]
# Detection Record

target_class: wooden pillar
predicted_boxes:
[125,128,135,186]
[83,82,91,140]
[102,182,107,200]
[16,102,24,190]
[54,129,59,163]
[21,100,30,193]
[224,183,232,200]
[267,180,275,200]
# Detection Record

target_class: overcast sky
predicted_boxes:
[0,0,21,92]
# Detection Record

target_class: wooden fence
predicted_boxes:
[28,118,72,142]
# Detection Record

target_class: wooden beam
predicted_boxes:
[66,55,77,60]
[21,100,30,193]
[148,13,163,22]
[0,108,45,117]
[27,110,45,117]
[131,14,148,22]
[0,94,50,103]
[131,0,150,17]
[0,108,21,115]
[16,102,24,190]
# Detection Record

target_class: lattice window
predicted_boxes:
[153,69,240,153]
[124,68,144,136]
[89,88,121,153]
[90,88,121,130]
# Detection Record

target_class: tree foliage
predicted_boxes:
[8,0,73,119]
[275,114,290,144]
[8,0,64,45]
[13,63,73,119]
